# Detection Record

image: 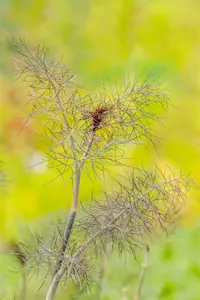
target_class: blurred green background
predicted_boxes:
[0,0,200,299]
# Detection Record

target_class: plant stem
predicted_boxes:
[46,232,99,300]
[46,210,124,300]
[51,211,76,279]
[134,244,150,300]
[48,133,94,299]
[51,164,81,280]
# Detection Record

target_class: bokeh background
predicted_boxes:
[0,0,200,299]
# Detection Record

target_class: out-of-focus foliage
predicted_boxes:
[81,223,200,300]
[0,0,199,240]
[1,222,200,299]
[0,0,200,298]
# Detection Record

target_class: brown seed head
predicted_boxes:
[91,106,108,132]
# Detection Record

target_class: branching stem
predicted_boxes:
[49,133,94,292]
[46,210,124,300]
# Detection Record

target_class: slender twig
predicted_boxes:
[51,210,76,279]
[134,244,150,300]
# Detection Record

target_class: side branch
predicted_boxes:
[46,210,125,300]
[51,211,76,280]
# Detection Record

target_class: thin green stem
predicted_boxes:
[134,244,150,300]
[48,133,94,298]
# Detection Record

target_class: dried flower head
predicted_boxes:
[85,104,111,133]
[91,106,108,132]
